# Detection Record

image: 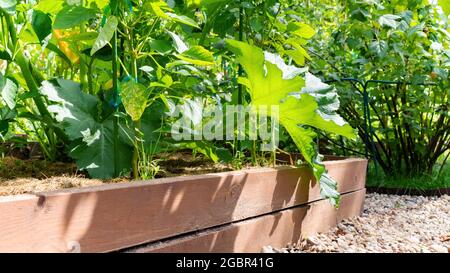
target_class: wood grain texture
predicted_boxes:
[129,190,366,253]
[0,158,367,253]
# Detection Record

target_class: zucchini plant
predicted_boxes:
[226,40,355,206]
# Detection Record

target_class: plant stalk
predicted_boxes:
[236,3,244,154]
[79,0,88,92]
[1,8,68,146]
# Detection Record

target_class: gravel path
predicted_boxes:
[265,193,450,253]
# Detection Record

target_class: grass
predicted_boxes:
[366,161,450,190]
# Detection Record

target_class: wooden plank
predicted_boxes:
[0,158,367,253]
[129,189,366,253]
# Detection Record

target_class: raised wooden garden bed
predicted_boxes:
[0,158,367,253]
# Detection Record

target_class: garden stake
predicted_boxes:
[111,1,120,177]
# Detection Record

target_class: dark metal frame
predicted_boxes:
[325,78,436,174]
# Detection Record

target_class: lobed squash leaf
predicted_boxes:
[226,40,355,206]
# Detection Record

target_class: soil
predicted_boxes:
[0,151,346,197]
[0,156,80,180]
[0,156,105,196]
[154,152,234,178]
[0,153,236,197]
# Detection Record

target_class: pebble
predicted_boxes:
[430,244,448,253]
[261,246,274,253]
[263,194,450,253]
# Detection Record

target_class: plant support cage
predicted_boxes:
[325,78,438,176]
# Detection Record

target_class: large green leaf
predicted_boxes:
[53,5,98,29]
[0,120,8,137]
[187,0,233,13]
[369,40,388,58]
[147,0,199,28]
[300,72,350,129]
[439,0,450,15]
[91,16,118,56]
[378,14,401,29]
[120,80,148,121]
[0,75,17,110]
[187,0,231,7]
[287,22,316,39]
[226,40,355,206]
[176,46,214,66]
[40,79,133,179]
[140,102,165,144]
[0,48,11,61]
[69,115,133,179]
[0,0,16,15]
[167,32,214,66]
[168,31,189,53]
[46,43,73,65]
[0,104,15,121]
[89,0,109,9]
[175,141,232,163]
[32,10,52,42]
[0,106,15,137]
[40,79,98,140]
[34,0,64,14]
[149,39,173,54]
